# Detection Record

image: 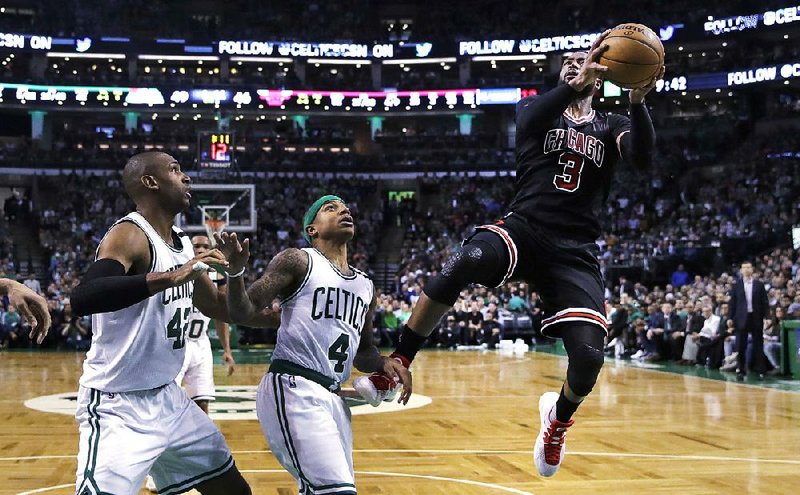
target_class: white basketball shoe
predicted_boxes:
[533,392,574,477]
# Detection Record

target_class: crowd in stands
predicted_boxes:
[0,123,372,172]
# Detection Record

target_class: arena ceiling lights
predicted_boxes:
[230,57,293,63]
[471,54,548,62]
[46,52,125,59]
[138,55,219,61]
[307,58,370,65]
[382,57,456,65]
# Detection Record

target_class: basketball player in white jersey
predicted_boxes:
[145,233,237,493]
[216,195,412,495]
[177,234,236,413]
[70,152,273,495]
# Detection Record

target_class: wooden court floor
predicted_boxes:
[2,349,800,495]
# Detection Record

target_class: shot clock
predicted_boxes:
[198,132,234,169]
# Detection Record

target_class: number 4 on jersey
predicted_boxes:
[328,333,350,373]
[166,307,191,349]
[553,152,585,192]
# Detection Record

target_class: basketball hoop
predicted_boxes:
[202,207,229,244]
[204,217,226,238]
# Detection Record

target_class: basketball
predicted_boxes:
[598,23,664,89]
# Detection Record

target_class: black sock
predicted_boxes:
[555,385,581,423]
[393,324,428,365]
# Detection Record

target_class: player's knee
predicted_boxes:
[424,244,485,305]
[566,342,605,397]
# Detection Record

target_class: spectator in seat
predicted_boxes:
[437,314,460,349]
[23,272,42,295]
[694,305,724,368]
[672,264,690,288]
[465,302,484,345]
[477,311,502,348]
[60,300,90,351]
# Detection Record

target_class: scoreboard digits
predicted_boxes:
[198,132,234,168]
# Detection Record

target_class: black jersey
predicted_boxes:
[509,93,630,241]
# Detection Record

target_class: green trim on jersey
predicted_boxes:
[77,389,102,495]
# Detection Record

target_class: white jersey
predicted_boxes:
[187,271,222,342]
[272,248,374,386]
[80,212,195,393]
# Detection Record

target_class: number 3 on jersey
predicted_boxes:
[553,152,585,192]
[328,333,350,373]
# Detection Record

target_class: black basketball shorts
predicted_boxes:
[464,212,608,338]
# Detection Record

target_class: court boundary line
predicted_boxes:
[6,449,800,465]
[532,349,800,395]
[15,470,533,495]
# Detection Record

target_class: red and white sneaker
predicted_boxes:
[353,354,408,407]
[533,391,574,477]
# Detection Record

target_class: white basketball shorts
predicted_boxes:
[74,381,233,495]
[176,336,216,402]
[257,372,356,495]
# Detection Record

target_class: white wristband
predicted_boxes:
[192,262,210,272]
[228,267,246,278]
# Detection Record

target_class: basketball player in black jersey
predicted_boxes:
[357,30,663,477]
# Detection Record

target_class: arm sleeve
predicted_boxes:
[515,84,579,135]
[70,259,152,316]
[619,103,656,170]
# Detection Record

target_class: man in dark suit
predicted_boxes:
[644,302,685,361]
[728,261,769,381]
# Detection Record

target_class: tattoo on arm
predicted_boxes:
[248,248,309,308]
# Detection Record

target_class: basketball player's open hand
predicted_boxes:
[222,350,236,376]
[568,29,611,92]
[629,65,665,103]
[4,280,51,344]
[380,356,413,405]
[214,232,250,275]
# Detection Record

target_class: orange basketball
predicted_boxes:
[598,23,664,89]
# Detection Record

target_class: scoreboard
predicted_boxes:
[198,132,234,169]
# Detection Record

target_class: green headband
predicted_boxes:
[302,195,344,244]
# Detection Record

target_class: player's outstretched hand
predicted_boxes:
[222,350,236,376]
[630,65,665,103]
[380,356,413,405]
[213,232,250,275]
[173,249,229,286]
[568,29,610,92]
[5,281,51,344]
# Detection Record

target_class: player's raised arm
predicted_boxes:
[214,232,307,324]
[71,222,228,316]
[617,66,663,170]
